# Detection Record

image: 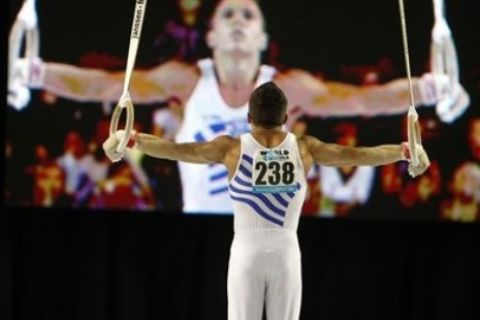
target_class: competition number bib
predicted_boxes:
[252,149,297,193]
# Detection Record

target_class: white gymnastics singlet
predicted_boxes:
[227,132,307,320]
[175,58,276,214]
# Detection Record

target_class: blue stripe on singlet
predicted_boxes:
[230,195,284,226]
[233,176,251,188]
[229,184,286,217]
[239,165,252,178]
[228,153,301,225]
[242,154,253,165]
[272,193,289,207]
[286,183,302,198]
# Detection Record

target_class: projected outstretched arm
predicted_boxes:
[16,58,447,118]
[275,70,434,118]
[41,61,199,105]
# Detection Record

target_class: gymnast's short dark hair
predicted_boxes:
[249,81,288,128]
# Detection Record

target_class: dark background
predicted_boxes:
[2,0,480,319]
[1,210,479,320]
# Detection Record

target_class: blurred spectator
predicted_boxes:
[56,131,109,207]
[90,161,155,209]
[25,144,65,207]
[440,117,480,221]
[152,97,183,141]
[141,100,183,210]
[440,163,480,221]
[286,115,323,215]
[302,164,322,216]
[317,122,376,217]
[380,160,441,209]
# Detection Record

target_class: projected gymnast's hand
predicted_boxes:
[419,73,470,123]
[8,80,31,111]
[7,57,44,110]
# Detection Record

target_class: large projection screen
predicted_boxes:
[5,0,479,221]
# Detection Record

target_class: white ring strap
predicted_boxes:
[398,0,421,166]
[109,0,148,154]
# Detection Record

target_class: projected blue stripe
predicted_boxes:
[210,170,228,181]
[230,195,284,226]
[210,123,226,133]
[210,186,229,195]
[194,132,206,142]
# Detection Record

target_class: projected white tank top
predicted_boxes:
[175,58,276,213]
[228,133,307,231]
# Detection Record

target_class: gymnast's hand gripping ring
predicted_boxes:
[109,93,135,154]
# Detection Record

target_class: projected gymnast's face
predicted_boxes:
[207,0,267,55]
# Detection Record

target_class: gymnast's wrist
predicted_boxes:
[400,142,410,161]
[126,130,138,149]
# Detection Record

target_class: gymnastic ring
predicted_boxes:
[407,108,421,166]
[109,94,135,154]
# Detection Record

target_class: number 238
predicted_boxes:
[254,161,295,185]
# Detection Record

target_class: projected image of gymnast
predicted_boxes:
[8,0,470,214]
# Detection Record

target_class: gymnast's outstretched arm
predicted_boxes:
[300,134,430,177]
[103,131,237,165]
[301,135,409,167]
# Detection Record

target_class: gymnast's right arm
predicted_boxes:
[302,135,409,167]
[301,134,430,177]
[103,130,234,164]
[300,136,430,177]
